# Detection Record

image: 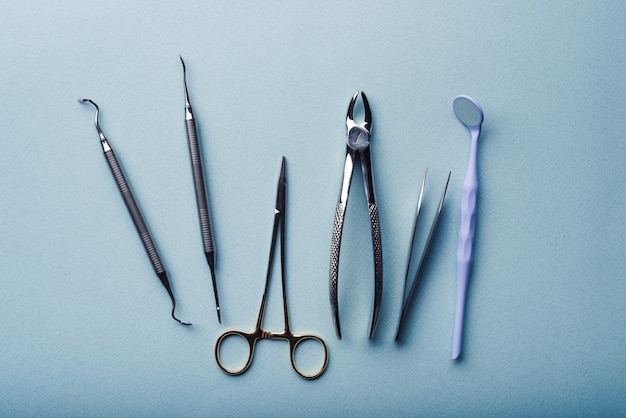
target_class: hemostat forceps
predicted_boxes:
[215,158,328,379]
[329,91,382,339]
[79,99,191,326]
[395,169,450,341]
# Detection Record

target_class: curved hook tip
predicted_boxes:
[171,302,192,325]
[168,289,192,326]
[180,56,191,106]
[172,312,192,326]
[78,98,99,110]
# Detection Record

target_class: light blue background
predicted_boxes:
[1,1,624,416]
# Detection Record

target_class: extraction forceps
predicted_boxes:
[329,91,382,339]
[215,158,328,379]
[79,99,191,326]
[180,56,221,322]
[395,169,450,341]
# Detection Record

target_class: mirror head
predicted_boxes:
[453,95,483,128]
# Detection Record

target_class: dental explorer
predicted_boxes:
[180,56,221,323]
[79,98,191,326]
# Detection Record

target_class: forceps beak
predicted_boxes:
[346,91,372,134]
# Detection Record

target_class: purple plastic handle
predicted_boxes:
[452,95,483,360]
[453,127,479,359]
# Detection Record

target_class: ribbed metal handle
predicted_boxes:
[104,149,130,194]
[104,149,165,275]
[140,232,165,274]
[185,119,215,256]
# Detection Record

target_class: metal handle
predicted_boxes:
[368,203,383,339]
[329,202,346,339]
[104,149,165,274]
[289,335,329,380]
[185,119,216,256]
[215,330,256,376]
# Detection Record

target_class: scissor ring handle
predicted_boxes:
[289,334,329,380]
[215,330,256,376]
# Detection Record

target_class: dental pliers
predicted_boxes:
[329,91,382,339]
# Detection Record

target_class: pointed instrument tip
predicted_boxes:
[180,56,190,106]
[171,298,192,325]
[164,280,192,326]
[208,262,221,324]
[175,317,192,326]
[279,156,286,180]
[172,307,192,326]
[369,325,377,340]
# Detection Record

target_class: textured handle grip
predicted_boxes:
[368,203,383,338]
[453,160,478,359]
[329,202,346,338]
[185,119,215,256]
[104,149,130,195]
[140,232,166,274]
[104,149,165,275]
[457,180,477,265]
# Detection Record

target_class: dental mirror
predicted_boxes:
[452,94,484,360]
[453,95,483,128]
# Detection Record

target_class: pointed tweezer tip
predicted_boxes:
[216,307,221,323]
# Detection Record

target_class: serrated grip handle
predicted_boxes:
[368,203,383,339]
[104,149,165,275]
[329,202,345,338]
[185,119,215,256]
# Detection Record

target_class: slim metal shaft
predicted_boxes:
[180,56,221,322]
